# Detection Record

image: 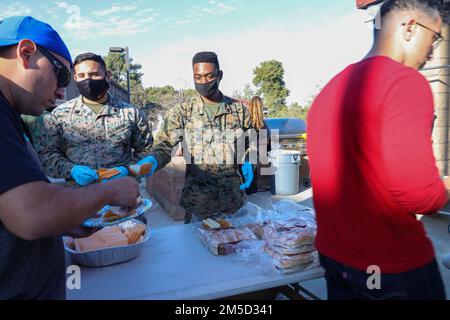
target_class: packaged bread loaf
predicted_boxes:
[263,217,315,254]
[196,227,257,256]
[264,245,316,273]
[242,222,267,239]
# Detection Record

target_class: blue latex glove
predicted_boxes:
[240,161,254,190]
[137,156,158,176]
[71,165,98,186]
[102,166,129,182]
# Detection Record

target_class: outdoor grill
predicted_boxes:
[255,118,310,193]
[264,118,307,152]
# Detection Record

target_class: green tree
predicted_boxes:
[286,102,309,120]
[243,84,256,101]
[252,60,289,116]
[103,52,144,106]
[143,86,186,128]
[232,83,255,102]
[130,82,146,108]
[269,102,308,120]
[104,52,143,85]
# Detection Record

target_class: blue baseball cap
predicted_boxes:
[0,16,72,66]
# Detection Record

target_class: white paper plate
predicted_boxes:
[82,199,152,228]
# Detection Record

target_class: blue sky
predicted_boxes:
[0,1,376,104]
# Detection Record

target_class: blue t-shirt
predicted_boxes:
[0,91,65,299]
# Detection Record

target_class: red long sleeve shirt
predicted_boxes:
[307,56,448,273]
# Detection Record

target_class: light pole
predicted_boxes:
[175,78,189,102]
[109,46,131,103]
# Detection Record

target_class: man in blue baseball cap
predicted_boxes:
[0,16,140,299]
[0,16,73,114]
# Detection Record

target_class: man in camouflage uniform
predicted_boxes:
[142,52,255,223]
[21,107,55,152]
[36,53,153,184]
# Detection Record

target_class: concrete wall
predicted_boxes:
[425,22,450,175]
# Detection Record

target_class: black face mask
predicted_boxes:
[77,78,110,101]
[195,78,219,99]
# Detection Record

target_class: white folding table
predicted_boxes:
[66,222,324,300]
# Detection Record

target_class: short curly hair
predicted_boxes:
[380,0,450,24]
[192,51,220,71]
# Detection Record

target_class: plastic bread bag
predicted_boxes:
[263,215,316,250]
[259,244,320,275]
[234,242,319,275]
[233,239,266,264]
[228,202,271,239]
[231,202,270,226]
[268,198,316,225]
[192,225,257,256]
[265,238,315,255]
[233,240,319,275]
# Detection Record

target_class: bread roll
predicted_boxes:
[217,218,232,229]
[124,224,146,244]
[202,218,232,230]
[202,218,221,230]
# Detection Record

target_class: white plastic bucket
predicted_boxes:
[269,150,301,195]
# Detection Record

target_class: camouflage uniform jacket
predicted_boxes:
[36,95,153,179]
[21,112,48,151]
[151,94,253,219]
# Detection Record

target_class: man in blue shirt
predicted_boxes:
[0,16,139,299]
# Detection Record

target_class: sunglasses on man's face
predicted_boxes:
[37,46,71,88]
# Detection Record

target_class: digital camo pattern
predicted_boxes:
[151,94,253,220]
[36,95,153,179]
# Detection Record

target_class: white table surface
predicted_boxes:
[66,221,324,300]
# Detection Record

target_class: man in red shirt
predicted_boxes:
[308,0,449,299]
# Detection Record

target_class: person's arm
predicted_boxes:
[442,176,450,200]
[148,104,187,171]
[35,112,76,179]
[131,108,154,162]
[381,70,448,215]
[0,177,139,241]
